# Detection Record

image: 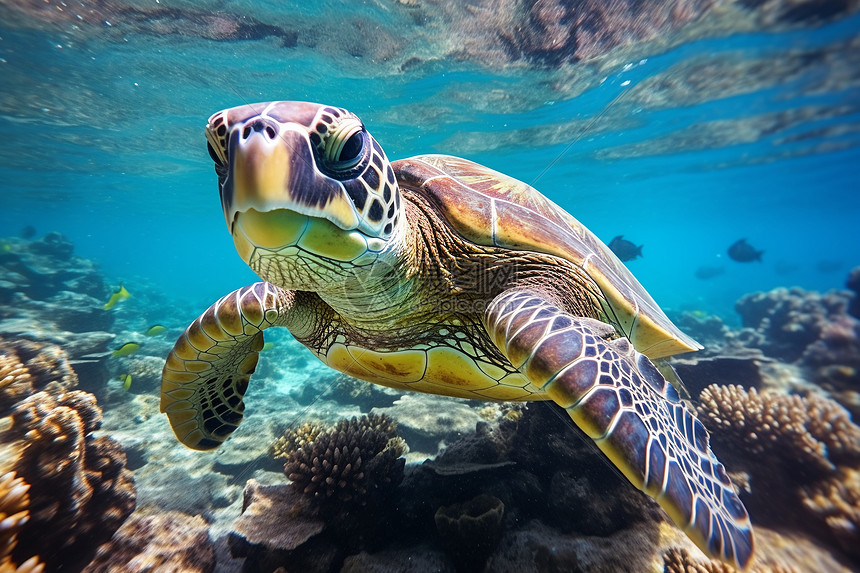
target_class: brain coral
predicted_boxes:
[0,339,135,570]
[281,413,406,506]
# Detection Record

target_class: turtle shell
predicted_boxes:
[394,154,701,360]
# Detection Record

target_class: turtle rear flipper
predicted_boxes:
[160,282,297,450]
[484,289,754,570]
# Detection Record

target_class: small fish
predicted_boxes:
[608,235,643,262]
[261,342,276,351]
[694,265,725,280]
[727,239,763,263]
[145,324,167,337]
[104,284,132,310]
[112,342,141,357]
[118,373,132,391]
[19,225,36,239]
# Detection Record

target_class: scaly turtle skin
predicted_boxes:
[160,101,753,568]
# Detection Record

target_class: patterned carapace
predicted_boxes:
[162,101,754,569]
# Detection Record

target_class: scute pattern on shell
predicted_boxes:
[394,154,699,359]
[281,413,406,504]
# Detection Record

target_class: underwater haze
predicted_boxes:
[2,1,859,316]
[2,0,860,572]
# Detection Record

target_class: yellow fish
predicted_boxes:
[118,373,132,391]
[104,284,131,310]
[112,342,141,357]
[145,325,167,337]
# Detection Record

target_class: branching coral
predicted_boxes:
[663,548,736,573]
[662,548,798,573]
[271,422,324,460]
[698,383,860,565]
[698,384,860,475]
[0,472,43,573]
[281,414,406,505]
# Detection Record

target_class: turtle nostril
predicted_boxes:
[242,119,277,140]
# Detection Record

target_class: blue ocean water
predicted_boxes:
[2,5,858,321]
[2,4,860,571]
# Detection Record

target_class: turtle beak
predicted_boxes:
[223,119,360,233]
[229,118,290,216]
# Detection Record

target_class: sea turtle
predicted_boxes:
[160,101,753,568]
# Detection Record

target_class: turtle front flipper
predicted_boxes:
[484,289,754,569]
[161,282,302,450]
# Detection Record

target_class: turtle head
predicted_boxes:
[205,101,403,288]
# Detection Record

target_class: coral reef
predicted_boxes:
[84,509,215,573]
[847,266,860,319]
[270,421,324,460]
[371,394,485,455]
[0,233,112,333]
[281,413,406,506]
[734,286,852,362]
[0,339,136,570]
[698,384,860,475]
[731,277,860,417]
[663,548,737,573]
[662,547,799,573]
[226,397,856,571]
[0,339,77,412]
[800,467,860,562]
[0,233,119,399]
[434,494,504,571]
[698,383,860,564]
[0,472,43,573]
[228,480,331,573]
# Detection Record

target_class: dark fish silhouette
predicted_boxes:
[608,235,643,262]
[694,265,725,280]
[774,260,799,276]
[727,239,763,263]
[816,260,843,273]
[19,225,36,239]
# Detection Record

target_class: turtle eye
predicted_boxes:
[207,142,224,166]
[322,116,365,172]
[338,131,364,164]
